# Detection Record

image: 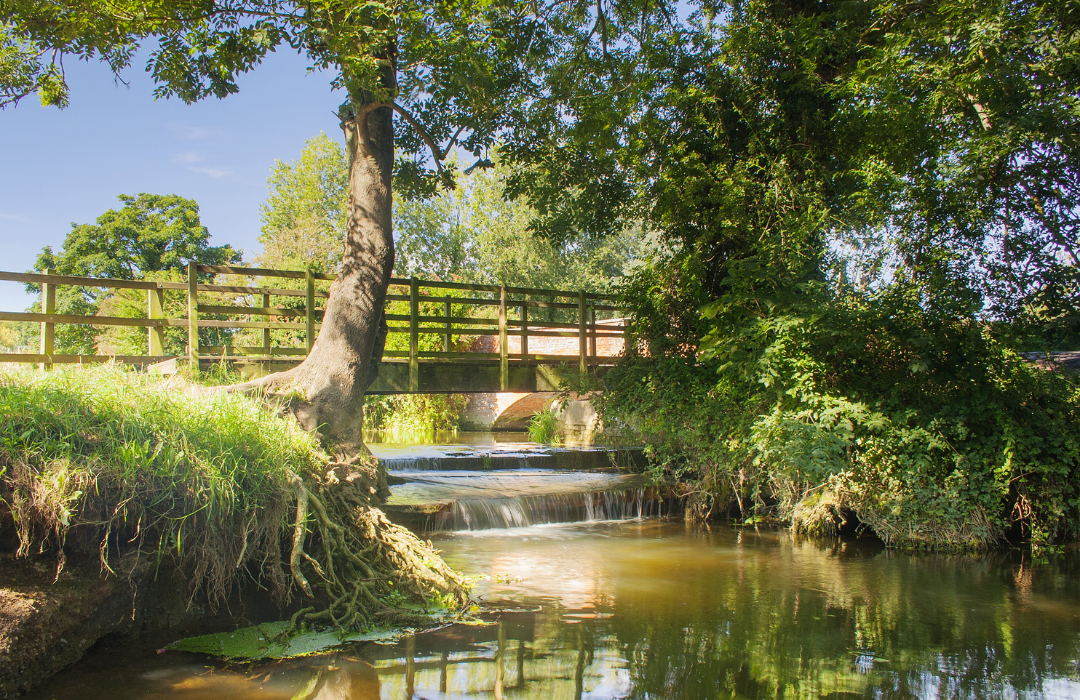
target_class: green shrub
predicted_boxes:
[363,393,466,442]
[527,406,563,445]
[600,281,1080,548]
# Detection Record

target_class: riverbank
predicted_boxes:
[0,365,465,697]
[597,340,1080,550]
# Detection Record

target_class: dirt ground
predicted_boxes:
[0,549,201,698]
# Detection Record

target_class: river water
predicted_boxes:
[26,439,1080,700]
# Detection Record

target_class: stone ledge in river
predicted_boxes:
[377,446,647,473]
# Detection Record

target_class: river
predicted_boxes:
[25,437,1080,700]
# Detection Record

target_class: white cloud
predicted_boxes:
[169,124,226,140]
[172,151,204,164]
[187,165,231,178]
[0,213,33,223]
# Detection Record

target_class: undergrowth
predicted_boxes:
[599,275,1080,550]
[364,393,465,442]
[527,406,563,444]
[0,364,466,631]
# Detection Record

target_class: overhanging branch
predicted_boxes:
[391,102,447,176]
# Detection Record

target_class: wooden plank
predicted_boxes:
[0,270,160,291]
[199,355,306,363]
[38,269,56,370]
[390,277,502,293]
[578,290,587,378]
[0,353,178,364]
[194,284,328,298]
[522,300,579,310]
[305,270,316,353]
[504,284,580,298]
[0,311,163,327]
[443,299,453,353]
[196,264,306,279]
[197,304,310,317]
[499,284,508,391]
[261,293,272,350]
[148,287,165,356]
[195,320,317,330]
[385,327,502,336]
[188,262,199,366]
[521,304,529,358]
[409,277,419,392]
[413,315,499,325]
[200,346,308,356]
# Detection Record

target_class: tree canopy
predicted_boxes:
[30,192,237,353]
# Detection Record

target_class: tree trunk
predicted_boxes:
[230,69,396,459]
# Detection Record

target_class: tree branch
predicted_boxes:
[391,102,446,176]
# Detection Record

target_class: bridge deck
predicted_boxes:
[0,264,626,393]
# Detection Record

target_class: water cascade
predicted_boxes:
[435,487,664,531]
[370,440,671,533]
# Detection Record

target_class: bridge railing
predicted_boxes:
[0,264,627,387]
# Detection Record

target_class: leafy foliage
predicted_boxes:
[28,193,238,354]
[364,393,466,442]
[596,0,1080,548]
[258,132,349,274]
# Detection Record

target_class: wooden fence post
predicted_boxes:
[589,307,597,358]
[187,262,199,369]
[578,290,587,380]
[147,285,165,356]
[39,268,55,370]
[305,269,315,354]
[409,278,419,392]
[262,292,272,355]
[520,302,529,360]
[499,285,508,391]
[443,298,452,353]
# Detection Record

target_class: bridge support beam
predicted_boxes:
[366,361,607,394]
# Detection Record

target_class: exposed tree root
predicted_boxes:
[282,457,469,634]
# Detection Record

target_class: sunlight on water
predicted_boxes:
[30,521,1080,700]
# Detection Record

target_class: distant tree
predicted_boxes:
[31,193,238,353]
[260,139,644,291]
[258,133,348,273]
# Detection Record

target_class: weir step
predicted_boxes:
[376,446,647,473]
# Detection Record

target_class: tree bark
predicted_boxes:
[228,65,396,459]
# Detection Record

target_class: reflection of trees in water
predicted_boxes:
[606,536,1080,699]
[365,529,1078,699]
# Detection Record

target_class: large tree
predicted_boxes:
[2,0,665,456]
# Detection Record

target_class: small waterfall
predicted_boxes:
[431,488,664,532]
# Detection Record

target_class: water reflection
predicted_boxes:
[29,521,1080,699]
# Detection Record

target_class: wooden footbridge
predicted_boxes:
[0,264,627,393]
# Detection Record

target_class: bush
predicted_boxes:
[599,281,1080,548]
[363,393,466,442]
[527,406,563,445]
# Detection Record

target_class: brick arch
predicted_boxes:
[491,392,561,430]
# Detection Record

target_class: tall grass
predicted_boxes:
[0,364,327,601]
[527,407,562,445]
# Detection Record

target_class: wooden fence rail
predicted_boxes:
[0,265,627,390]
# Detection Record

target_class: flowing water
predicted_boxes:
[25,437,1080,700]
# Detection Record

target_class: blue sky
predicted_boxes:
[0,48,344,311]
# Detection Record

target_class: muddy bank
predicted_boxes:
[0,552,188,697]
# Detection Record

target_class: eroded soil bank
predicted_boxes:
[0,366,467,698]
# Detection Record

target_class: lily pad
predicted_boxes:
[168,621,408,660]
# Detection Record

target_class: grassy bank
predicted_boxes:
[0,364,464,624]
